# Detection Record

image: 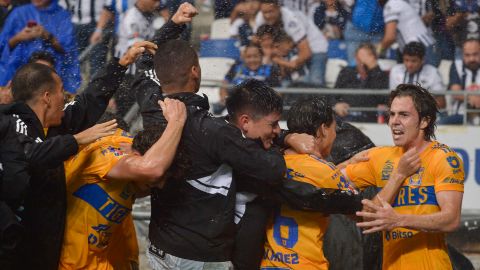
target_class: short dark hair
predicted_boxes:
[287,96,335,136]
[28,51,55,66]
[256,24,277,38]
[388,84,438,141]
[272,29,293,44]
[226,79,283,121]
[11,63,58,102]
[260,0,279,5]
[463,38,480,48]
[356,43,378,59]
[154,40,198,88]
[97,111,130,131]
[403,42,426,59]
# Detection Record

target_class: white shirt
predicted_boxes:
[383,0,434,50]
[115,6,164,73]
[255,7,328,53]
[59,0,106,24]
[389,63,444,93]
[448,60,480,115]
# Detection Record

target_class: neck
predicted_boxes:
[403,138,430,153]
[136,2,150,13]
[26,101,47,128]
[161,81,196,95]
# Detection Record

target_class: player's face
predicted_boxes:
[403,55,423,74]
[244,47,262,71]
[32,0,50,8]
[244,112,281,149]
[463,41,480,71]
[141,0,160,12]
[260,3,281,25]
[388,96,427,148]
[45,74,65,127]
[316,119,337,157]
[273,40,292,57]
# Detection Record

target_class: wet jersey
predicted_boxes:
[345,141,464,270]
[261,154,354,270]
[59,129,138,270]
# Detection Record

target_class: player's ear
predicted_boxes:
[420,116,429,130]
[317,124,327,138]
[238,114,250,133]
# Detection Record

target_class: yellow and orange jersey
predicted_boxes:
[261,154,354,270]
[345,141,464,270]
[60,129,139,270]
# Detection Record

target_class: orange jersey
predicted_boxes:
[60,129,139,270]
[261,154,354,270]
[345,141,464,270]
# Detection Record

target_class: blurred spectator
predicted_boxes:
[254,24,277,64]
[0,0,12,30]
[215,44,280,114]
[279,0,319,18]
[429,0,459,61]
[272,30,309,84]
[378,0,438,66]
[344,0,384,66]
[229,0,260,47]
[214,0,239,18]
[334,43,389,122]
[60,0,110,76]
[255,0,328,86]
[313,0,350,40]
[0,0,81,93]
[389,42,445,109]
[440,39,480,125]
[451,0,480,58]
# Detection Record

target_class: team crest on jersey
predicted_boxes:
[408,167,424,186]
[286,168,304,179]
[447,156,462,174]
[381,160,394,180]
[101,146,125,157]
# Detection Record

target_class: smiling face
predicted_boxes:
[260,3,281,25]
[388,96,428,149]
[243,111,281,149]
[243,46,263,71]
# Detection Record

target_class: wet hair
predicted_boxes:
[260,0,279,5]
[154,40,198,88]
[272,29,293,44]
[402,42,426,59]
[388,84,438,141]
[97,111,130,131]
[287,96,335,136]
[355,43,378,59]
[256,24,277,38]
[11,63,58,102]
[226,79,283,121]
[28,51,55,66]
[132,124,190,179]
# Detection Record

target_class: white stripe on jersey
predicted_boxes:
[186,164,232,197]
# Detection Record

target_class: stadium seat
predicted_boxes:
[438,60,453,86]
[200,39,241,60]
[210,18,231,39]
[199,57,236,83]
[325,58,348,88]
[327,39,348,61]
[378,59,397,71]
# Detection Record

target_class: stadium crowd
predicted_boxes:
[0,0,476,270]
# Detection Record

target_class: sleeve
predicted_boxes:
[224,63,238,82]
[59,59,127,134]
[83,144,126,180]
[208,124,286,187]
[383,1,400,23]
[367,66,389,89]
[103,0,115,12]
[345,151,377,190]
[448,61,462,88]
[0,116,30,209]
[433,151,465,193]
[284,13,307,44]
[429,68,445,93]
[151,19,186,47]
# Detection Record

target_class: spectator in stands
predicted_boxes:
[254,24,277,64]
[343,0,384,66]
[378,0,439,66]
[334,43,389,122]
[60,0,110,76]
[215,44,280,114]
[271,30,309,85]
[451,0,480,58]
[0,0,12,30]
[0,0,81,93]
[428,0,459,61]
[440,39,480,125]
[256,0,328,86]
[390,42,445,109]
[214,0,239,18]
[229,0,260,48]
[313,0,350,40]
[278,0,320,18]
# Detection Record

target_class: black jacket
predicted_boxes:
[0,59,127,270]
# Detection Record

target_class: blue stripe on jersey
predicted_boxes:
[73,183,131,224]
[384,186,439,207]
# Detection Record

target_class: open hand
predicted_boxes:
[73,119,118,145]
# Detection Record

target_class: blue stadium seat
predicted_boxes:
[327,39,348,61]
[200,39,241,61]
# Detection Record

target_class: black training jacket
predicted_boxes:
[0,59,127,270]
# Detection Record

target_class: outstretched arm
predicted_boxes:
[106,98,186,183]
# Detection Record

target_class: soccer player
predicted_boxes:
[59,98,186,270]
[348,84,464,270]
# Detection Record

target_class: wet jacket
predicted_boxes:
[0,59,127,270]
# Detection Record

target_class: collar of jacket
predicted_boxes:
[164,92,210,111]
[0,102,45,138]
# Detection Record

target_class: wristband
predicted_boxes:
[94,27,103,34]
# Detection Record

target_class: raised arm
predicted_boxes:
[106,98,186,183]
